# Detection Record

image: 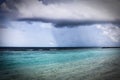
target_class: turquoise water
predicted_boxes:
[0,48,120,80]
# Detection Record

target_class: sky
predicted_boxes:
[0,0,120,47]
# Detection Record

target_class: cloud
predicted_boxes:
[17,18,120,27]
[96,24,120,42]
[1,0,120,21]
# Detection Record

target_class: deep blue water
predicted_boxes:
[0,48,120,80]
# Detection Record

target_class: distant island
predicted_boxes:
[0,47,120,51]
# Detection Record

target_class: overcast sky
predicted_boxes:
[0,0,120,47]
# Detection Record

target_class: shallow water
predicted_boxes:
[0,48,120,80]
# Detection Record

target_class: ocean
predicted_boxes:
[0,48,120,80]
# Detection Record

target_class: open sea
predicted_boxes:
[0,48,120,80]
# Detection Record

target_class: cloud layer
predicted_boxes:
[1,0,120,20]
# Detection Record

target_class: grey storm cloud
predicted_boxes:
[0,0,120,29]
[0,0,19,20]
[0,0,120,21]
[1,0,120,28]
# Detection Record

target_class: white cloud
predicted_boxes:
[96,24,120,42]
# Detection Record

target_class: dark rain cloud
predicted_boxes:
[17,18,120,27]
